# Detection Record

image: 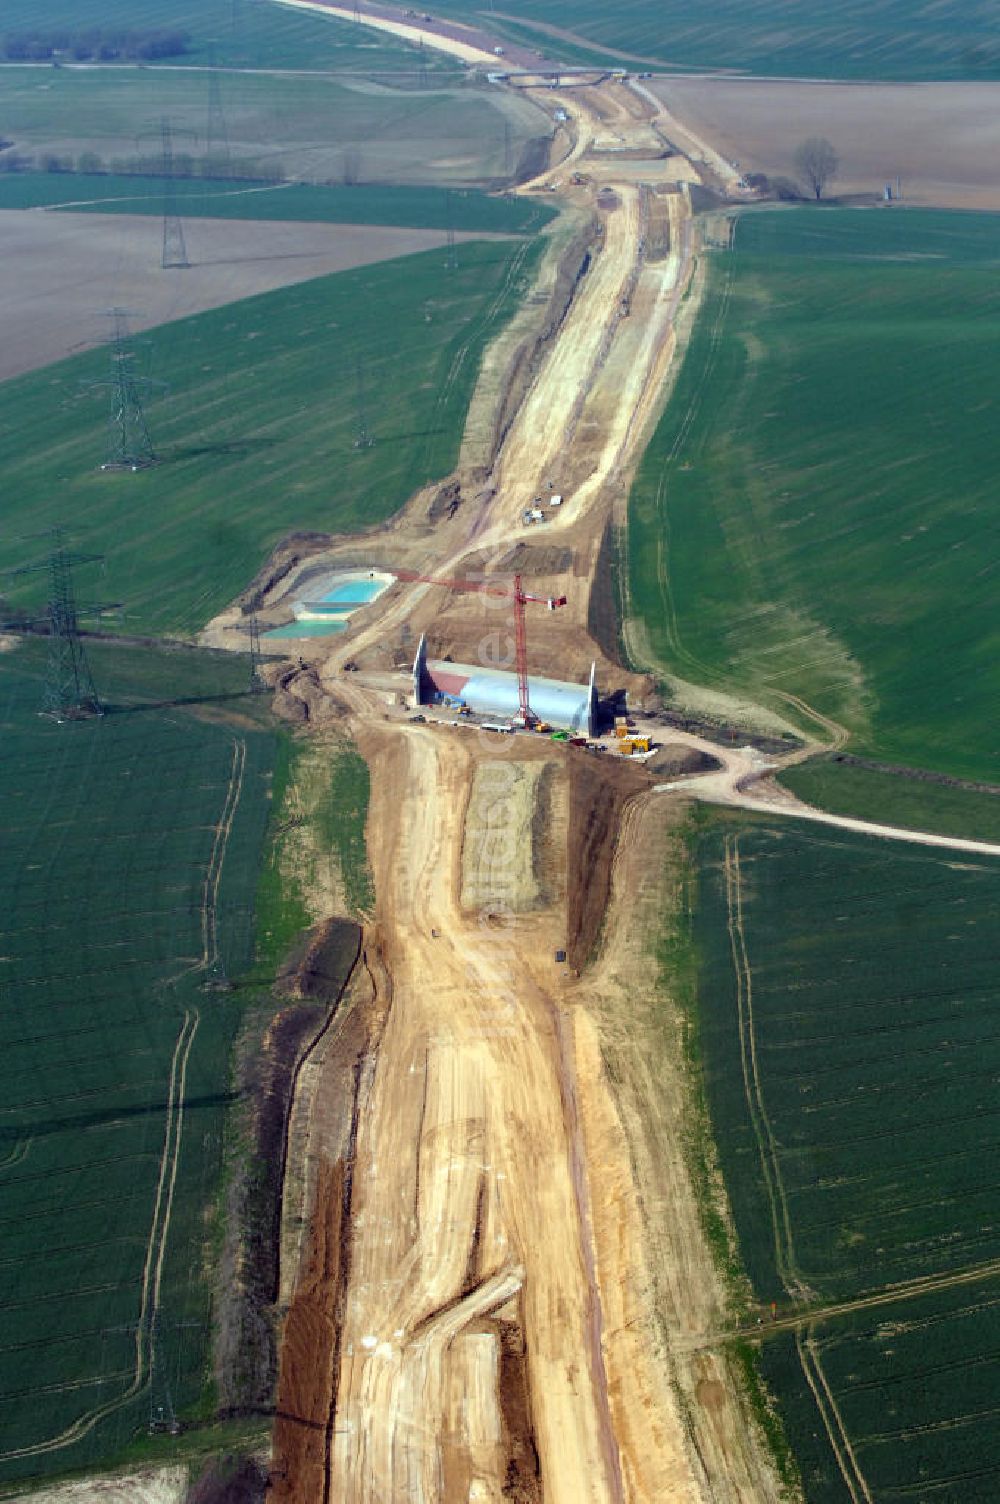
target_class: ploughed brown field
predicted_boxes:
[0,210,495,382]
[655,78,1000,209]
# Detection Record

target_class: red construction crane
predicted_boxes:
[393,569,567,725]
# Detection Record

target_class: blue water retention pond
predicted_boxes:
[263,569,394,641]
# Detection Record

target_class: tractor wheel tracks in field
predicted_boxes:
[796,1327,873,1504]
[723,836,805,1302]
[0,1009,197,1463]
[0,738,248,1465]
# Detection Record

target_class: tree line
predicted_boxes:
[2,29,191,63]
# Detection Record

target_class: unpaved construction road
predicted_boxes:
[263,8,999,1504]
[329,729,687,1501]
[263,10,778,1499]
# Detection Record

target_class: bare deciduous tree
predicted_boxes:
[794,137,838,200]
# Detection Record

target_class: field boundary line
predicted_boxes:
[683,1255,1000,1354]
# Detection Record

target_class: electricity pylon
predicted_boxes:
[137,117,196,269]
[147,1312,180,1436]
[160,118,190,269]
[444,189,457,271]
[7,526,118,721]
[248,601,267,692]
[91,309,158,472]
[353,355,375,450]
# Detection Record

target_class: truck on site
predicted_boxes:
[614,716,630,738]
[620,737,650,755]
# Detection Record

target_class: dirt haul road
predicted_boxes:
[326,727,692,1502]
[266,10,784,1504]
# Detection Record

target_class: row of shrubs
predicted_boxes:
[2,29,191,63]
[0,151,286,181]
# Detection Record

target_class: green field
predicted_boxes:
[0,237,541,636]
[628,208,1000,784]
[320,746,375,914]
[431,0,1000,79]
[0,0,457,74]
[0,639,275,1486]
[23,0,1000,79]
[0,172,553,232]
[689,814,1000,1499]
[781,757,1000,844]
[761,1275,1000,1504]
[12,0,1000,81]
[0,62,541,188]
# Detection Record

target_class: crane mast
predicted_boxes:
[392,569,567,725]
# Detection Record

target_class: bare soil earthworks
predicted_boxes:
[4,1465,188,1503]
[0,209,504,381]
[655,77,1000,209]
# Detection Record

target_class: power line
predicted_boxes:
[206,45,230,171]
